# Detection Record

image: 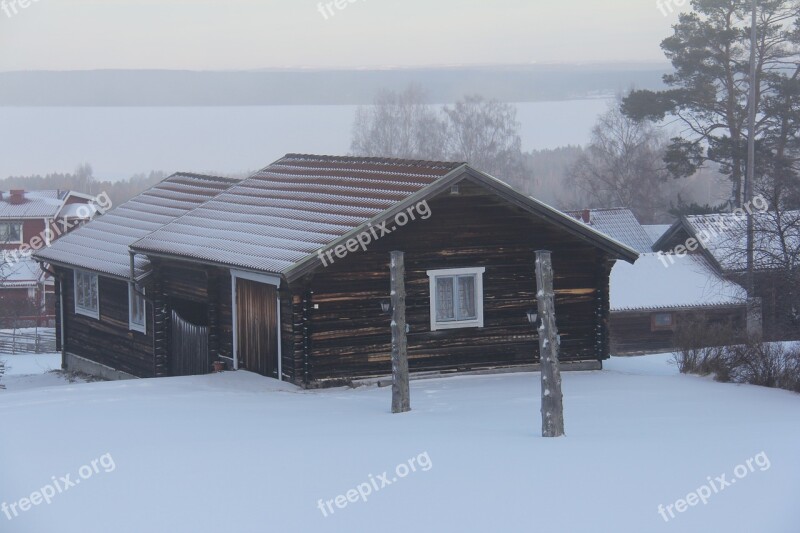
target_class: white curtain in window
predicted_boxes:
[436,277,455,321]
[457,275,476,319]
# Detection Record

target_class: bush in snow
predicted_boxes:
[724,342,800,393]
[674,321,800,393]
[673,320,733,378]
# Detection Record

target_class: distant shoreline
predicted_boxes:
[0,66,665,107]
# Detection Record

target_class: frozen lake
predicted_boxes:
[0,99,611,179]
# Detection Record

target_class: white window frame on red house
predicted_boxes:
[0,221,23,244]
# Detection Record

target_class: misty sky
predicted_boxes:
[0,0,685,71]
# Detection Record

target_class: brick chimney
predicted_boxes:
[581,209,591,224]
[8,190,25,205]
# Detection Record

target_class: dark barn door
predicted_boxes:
[236,279,279,378]
[170,309,210,376]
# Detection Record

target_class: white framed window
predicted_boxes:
[426,267,485,331]
[129,283,146,334]
[74,270,99,319]
[0,221,23,244]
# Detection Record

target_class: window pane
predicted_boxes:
[457,275,477,320]
[89,275,98,309]
[131,286,145,326]
[77,273,85,307]
[0,223,20,242]
[654,313,673,327]
[435,276,455,321]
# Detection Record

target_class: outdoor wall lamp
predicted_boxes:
[380,300,392,315]
[526,309,538,326]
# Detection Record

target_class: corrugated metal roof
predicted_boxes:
[642,224,671,247]
[34,173,241,279]
[131,154,465,276]
[666,211,800,273]
[0,190,66,219]
[565,208,654,253]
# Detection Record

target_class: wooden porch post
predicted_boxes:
[390,251,410,414]
[535,250,565,437]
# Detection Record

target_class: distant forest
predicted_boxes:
[0,166,169,207]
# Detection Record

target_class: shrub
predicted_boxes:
[674,320,800,393]
[673,320,733,378]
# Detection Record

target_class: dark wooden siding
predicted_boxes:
[292,183,615,384]
[610,306,746,355]
[58,267,155,377]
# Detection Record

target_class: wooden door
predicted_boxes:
[170,309,210,376]
[236,279,279,378]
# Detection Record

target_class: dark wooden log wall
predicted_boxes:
[57,266,155,377]
[610,306,747,355]
[291,183,616,384]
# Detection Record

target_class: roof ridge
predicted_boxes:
[280,153,465,169]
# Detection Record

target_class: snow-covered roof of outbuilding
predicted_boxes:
[642,224,671,247]
[654,211,800,273]
[0,257,47,288]
[610,253,746,312]
[34,173,241,280]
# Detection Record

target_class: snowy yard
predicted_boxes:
[1,354,798,533]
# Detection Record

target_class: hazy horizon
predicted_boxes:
[0,0,687,72]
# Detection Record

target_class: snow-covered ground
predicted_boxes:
[0,353,89,391]
[1,354,798,533]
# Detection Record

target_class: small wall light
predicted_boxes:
[526,309,538,326]
[381,300,392,315]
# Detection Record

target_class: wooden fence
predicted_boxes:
[0,328,57,354]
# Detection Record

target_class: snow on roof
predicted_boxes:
[610,253,746,312]
[131,155,466,276]
[58,202,97,219]
[131,155,638,279]
[565,208,653,253]
[642,224,671,246]
[0,190,67,219]
[34,173,241,279]
[681,211,800,272]
[0,257,46,288]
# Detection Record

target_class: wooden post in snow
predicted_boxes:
[390,251,410,413]
[535,250,565,437]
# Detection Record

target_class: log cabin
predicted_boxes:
[609,253,747,354]
[653,211,800,341]
[35,155,639,386]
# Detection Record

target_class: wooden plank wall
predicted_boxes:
[291,183,614,384]
[610,306,747,355]
[58,267,155,377]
